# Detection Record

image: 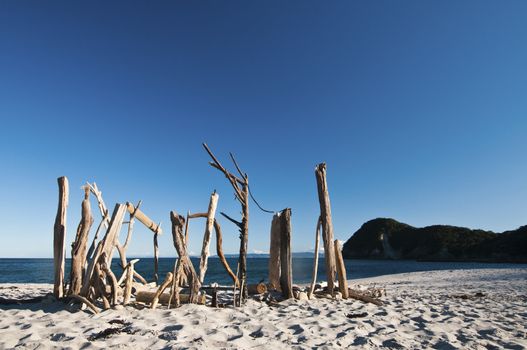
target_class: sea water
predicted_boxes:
[0,257,525,285]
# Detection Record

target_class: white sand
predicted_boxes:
[1,268,526,349]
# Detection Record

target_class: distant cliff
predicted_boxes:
[342,218,527,262]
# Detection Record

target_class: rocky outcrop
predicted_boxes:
[342,218,527,262]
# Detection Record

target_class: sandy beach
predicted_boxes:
[0,268,526,349]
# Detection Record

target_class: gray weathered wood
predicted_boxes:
[268,212,281,290]
[81,204,127,297]
[125,202,162,234]
[69,187,94,295]
[53,176,69,298]
[315,163,337,297]
[334,239,349,299]
[199,191,219,283]
[279,208,293,299]
[170,211,201,303]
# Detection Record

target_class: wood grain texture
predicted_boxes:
[53,176,69,298]
[315,163,337,297]
[69,188,94,295]
[268,212,281,290]
[279,208,293,299]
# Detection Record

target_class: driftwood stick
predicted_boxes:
[70,294,99,314]
[123,259,139,305]
[334,239,349,299]
[268,212,281,290]
[53,176,69,299]
[315,163,337,297]
[199,191,219,283]
[86,182,110,261]
[213,219,238,286]
[220,212,243,229]
[279,208,293,299]
[125,202,162,234]
[151,272,173,309]
[81,204,127,297]
[123,200,141,250]
[347,289,383,306]
[154,231,160,284]
[69,186,94,295]
[308,216,322,299]
[203,143,249,303]
[99,253,119,306]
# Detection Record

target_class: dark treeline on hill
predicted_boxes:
[342,218,527,263]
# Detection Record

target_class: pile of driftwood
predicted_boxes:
[51,144,382,313]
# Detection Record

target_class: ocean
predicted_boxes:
[1,257,525,285]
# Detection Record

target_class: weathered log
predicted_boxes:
[334,239,349,299]
[53,176,69,299]
[123,259,139,305]
[248,282,267,295]
[199,191,219,284]
[151,272,173,309]
[315,163,337,297]
[268,212,281,290]
[69,187,94,295]
[136,291,205,305]
[81,204,127,297]
[279,208,293,299]
[170,211,201,303]
[203,143,249,303]
[308,217,322,299]
[125,202,162,234]
[347,289,383,306]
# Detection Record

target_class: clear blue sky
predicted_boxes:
[1,1,526,258]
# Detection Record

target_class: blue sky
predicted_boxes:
[0,1,526,258]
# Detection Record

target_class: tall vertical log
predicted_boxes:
[199,191,219,283]
[69,187,94,295]
[279,208,293,299]
[268,212,281,290]
[239,184,249,302]
[334,240,349,299]
[53,176,69,298]
[315,163,337,297]
[153,232,159,284]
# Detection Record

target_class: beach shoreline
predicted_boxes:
[1,268,526,349]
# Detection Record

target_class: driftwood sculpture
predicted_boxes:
[69,186,94,295]
[53,176,69,299]
[203,143,250,302]
[81,204,127,297]
[315,163,337,297]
